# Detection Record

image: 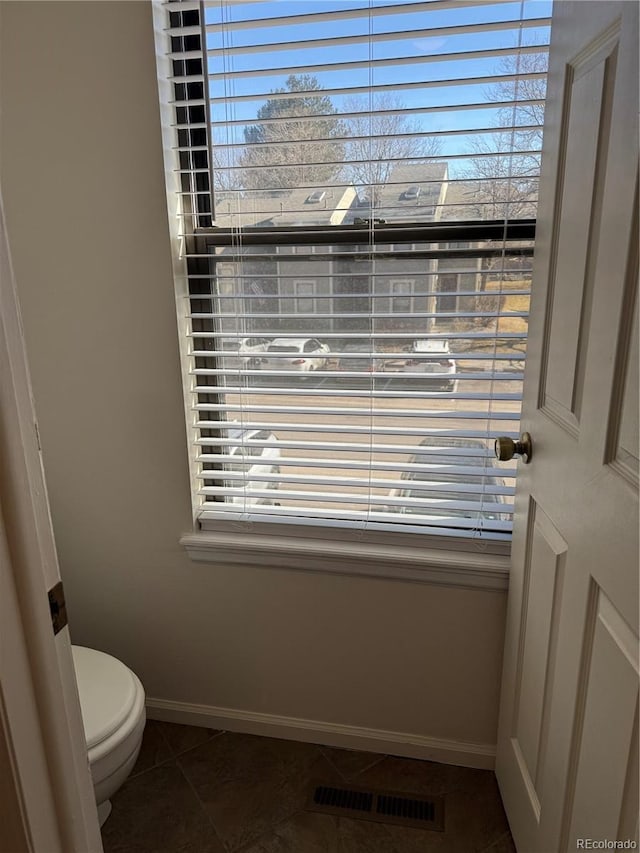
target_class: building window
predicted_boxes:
[294,280,316,314]
[437,274,459,315]
[158,0,550,545]
[389,279,414,314]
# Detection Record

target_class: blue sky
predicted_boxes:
[203,0,552,172]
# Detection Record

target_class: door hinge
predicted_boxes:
[48,581,68,635]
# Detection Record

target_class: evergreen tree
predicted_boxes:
[239,74,345,192]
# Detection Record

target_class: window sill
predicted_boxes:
[180,525,510,591]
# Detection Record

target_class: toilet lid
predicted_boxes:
[71,645,140,749]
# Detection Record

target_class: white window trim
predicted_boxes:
[181,518,510,591]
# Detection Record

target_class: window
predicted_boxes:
[389,279,414,314]
[437,274,459,315]
[160,0,550,550]
[294,280,316,314]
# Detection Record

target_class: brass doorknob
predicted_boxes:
[494,433,532,463]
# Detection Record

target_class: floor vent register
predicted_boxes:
[306,783,445,831]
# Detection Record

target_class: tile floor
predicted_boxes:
[101,720,516,853]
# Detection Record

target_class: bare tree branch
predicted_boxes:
[463,48,548,220]
[342,95,442,201]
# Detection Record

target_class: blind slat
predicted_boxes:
[199,505,513,536]
[207,100,544,130]
[204,17,551,57]
[202,0,515,34]
[198,484,514,513]
[199,44,548,83]
[192,370,525,381]
[194,386,523,402]
[195,419,519,437]
[196,452,514,476]
[193,402,519,419]
[200,474,515,497]
[179,125,542,153]
[208,72,546,106]
[196,436,510,455]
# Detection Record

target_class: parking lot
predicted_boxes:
[215,369,522,515]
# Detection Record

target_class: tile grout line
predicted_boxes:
[231,744,335,853]
[348,755,389,779]
[171,730,330,853]
[478,828,515,853]
[126,723,225,782]
[167,729,226,761]
[126,722,175,781]
[318,747,391,784]
[174,746,230,853]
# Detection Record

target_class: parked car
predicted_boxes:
[264,338,330,373]
[336,341,383,377]
[225,426,281,506]
[386,437,509,524]
[389,339,457,390]
[220,336,271,369]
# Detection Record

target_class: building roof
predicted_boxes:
[213,183,356,228]
[437,179,484,221]
[344,162,448,224]
[212,162,450,229]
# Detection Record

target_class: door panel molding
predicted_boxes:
[561,584,639,849]
[606,179,639,487]
[512,504,567,795]
[556,576,600,852]
[541,32,619,433]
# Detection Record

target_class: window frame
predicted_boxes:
[157,1,545,583]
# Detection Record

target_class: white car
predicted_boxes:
[386,437,510,525]
[264,337,330,373]
[225,426,280,506]
[394,339,457,391]
[221,336,271,369]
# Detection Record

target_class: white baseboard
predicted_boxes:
[145,697,496,770]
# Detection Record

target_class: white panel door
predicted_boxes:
[496,3,639,851]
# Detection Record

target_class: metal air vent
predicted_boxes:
[307,782,445,831]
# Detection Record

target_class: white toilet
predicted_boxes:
[71,645,146,827]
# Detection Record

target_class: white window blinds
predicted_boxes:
[162,0,551,541]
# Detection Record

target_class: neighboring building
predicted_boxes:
[211,182,356,336]
[435,179,486,324]
[209,162,489,339]
[342,161,448,225]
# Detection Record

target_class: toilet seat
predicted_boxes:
[71,646,144,766]
[71,645,146,827]
[72,646,142,749]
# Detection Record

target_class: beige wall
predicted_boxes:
[0,1,507,751]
